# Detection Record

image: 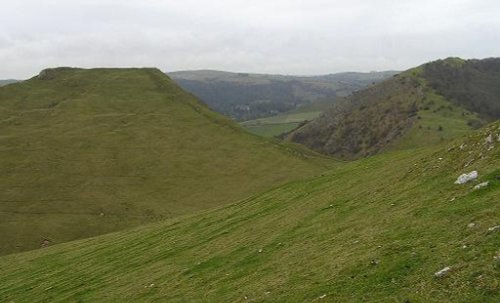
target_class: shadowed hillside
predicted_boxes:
[288,58,500,159]
[0,67,330,255]
[1,121,498,302]
[168,70,397,121]
[423,57,500,120]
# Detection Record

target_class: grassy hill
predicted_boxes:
[0,67,330,255]
[288,58,500,159]
[168,70,397,121]
[1,121,498,302]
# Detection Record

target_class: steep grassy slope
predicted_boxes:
[288,58,499,159]
[0,67,329,255]
[168,70,397,120]
[1,122,498,302]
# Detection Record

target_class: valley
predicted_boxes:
[168,70,397,121]
[2,1,499,301]
[0,59,498,303]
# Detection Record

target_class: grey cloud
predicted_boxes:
[1,0,500,78]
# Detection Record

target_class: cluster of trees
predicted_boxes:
[423,58,500,121]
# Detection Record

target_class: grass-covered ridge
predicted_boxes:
[1,122,498,302]
[0,67,329,255]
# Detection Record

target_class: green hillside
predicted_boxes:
[0,67,329,255]
[168,70,397,121]
[288,58,500,159]
[1,121,498,302]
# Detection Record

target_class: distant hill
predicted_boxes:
[288,58,500,159]
[0,67,329,255]
[168,70,398,120]
[0,79,18,86]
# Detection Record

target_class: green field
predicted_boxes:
[1,122,498,302]
[240,103,331,137]
[242,122,302,137]
[0,68,330,255]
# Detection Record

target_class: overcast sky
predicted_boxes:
[1,0,499,79]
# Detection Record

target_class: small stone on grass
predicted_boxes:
[434,266,451,278]
[473,181,489,190]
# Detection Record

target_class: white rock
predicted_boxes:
[467,223,476,228]
[258,248,263,253]
[455,171,478,184]
[485,134,493,144]
[487,225,500,232]
[497,133,500,142]
[434,266,451,278]
[473,181,489,190]
[319,294,327,299]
